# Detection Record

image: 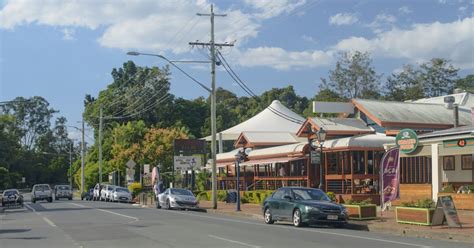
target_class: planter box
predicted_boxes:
[343,204,377,220]
[395,207,435,226]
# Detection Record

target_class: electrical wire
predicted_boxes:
[105,94,171,120]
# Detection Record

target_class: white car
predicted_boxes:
[109,187,132,203]
[157,188,199,210]
[93,183,103,201]
[31,184,53,203]
[100,184,115,202]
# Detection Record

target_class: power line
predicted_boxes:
[216,50,304,124]
[105,94,171,120]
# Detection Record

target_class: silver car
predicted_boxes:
[158,188,199,210]
[54,185,72,200]
[109,187,132,203]
[31,184,53,203]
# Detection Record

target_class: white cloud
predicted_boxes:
[235,47,333,70]
[243,0,306,19]
[61,28,75,41]
[334,17,474,69]
[398,6,412,14]
[368,13,397,33]
[301,35,317,44]
[329,13,358,26]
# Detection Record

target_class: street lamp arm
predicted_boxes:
[127,51,212,93]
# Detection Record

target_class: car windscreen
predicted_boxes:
[4,190,18,197]
[171,189,193,196]
[115,188,129,193]
[34,185,50,191]
[58,186,70,190]
[292,189,331,201]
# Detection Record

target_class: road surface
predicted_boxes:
[1,198,472,248]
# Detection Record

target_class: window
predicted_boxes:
[400,156,431,184]
[272,189,284,199]
[461,155,473,170]
[443,156,455,171]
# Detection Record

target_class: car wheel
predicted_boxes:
[48,197,53,203]
[69,197,72,200]
[166,199,171,210]
[156,199,161,209]
[31,198,36,204]
[293,209,304,227]
[264,208,275,224]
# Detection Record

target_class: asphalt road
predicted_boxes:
[1,197,472,248]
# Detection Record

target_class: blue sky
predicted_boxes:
[1,0,473,140]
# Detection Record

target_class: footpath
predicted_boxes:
[140,199,474,243]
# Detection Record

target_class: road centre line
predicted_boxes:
[69,203,139,222]
[151,208,431,248]
[208,234,261,248]
[43,216,57,227]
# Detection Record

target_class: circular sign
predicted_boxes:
[395,129,419,154]
[457,139,466,147]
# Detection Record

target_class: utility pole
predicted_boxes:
[190,4,233,210]
[81,116,85,193]
[69,142,73,189]
[99,107,103,184]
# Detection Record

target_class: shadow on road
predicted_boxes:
[0,229,31,234]
[273,222,369,231]
[28,204,139,213]
[3,237,44,240]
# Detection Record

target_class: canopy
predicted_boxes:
[322,133,395,150]
[203,100,305,141]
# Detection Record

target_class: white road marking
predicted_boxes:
[69,203,139,222]
[24,203,36,212]
[42,217,57,227]
[208,234,261,248]
[151,208,431,248]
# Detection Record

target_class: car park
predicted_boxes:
[100,184,115,201]
[31,184,53,203]
[1,189,24,208]
[109,187,132,203]
[54,185,72,200]
[157,188,199,210]
[262,187,348,227]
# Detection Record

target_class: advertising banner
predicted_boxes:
[381,147,400,205]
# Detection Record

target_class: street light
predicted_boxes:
[235,148,251,212]
[127,51,218,209]
[316,128,327,189]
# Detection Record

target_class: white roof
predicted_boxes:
[203,100,305,141]
[408,92,474,108]
[311,118,373,132]
[323,134,395,149]
[248,142,307,158]
[239,131,305,144]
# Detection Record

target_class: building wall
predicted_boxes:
[392,184,432,205]
[442,155,473,183]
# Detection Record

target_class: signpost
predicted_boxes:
[173,156,202,171]
[432,195,462,228]
[310,151,321,164]
[395,129,419,154]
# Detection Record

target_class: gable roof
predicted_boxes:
[297,117,374,137]
[234,131,305,147]
[353,98,472,128]
[408,92,474,108]
[203,100,305,141]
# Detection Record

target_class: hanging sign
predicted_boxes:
[396,129,419,154]
[380,147,400,205]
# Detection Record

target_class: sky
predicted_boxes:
[1,0,473,141]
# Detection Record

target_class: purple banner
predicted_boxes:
[381,147,400,205]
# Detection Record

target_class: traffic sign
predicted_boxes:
[126,159,136,169]
[174,156,202,170]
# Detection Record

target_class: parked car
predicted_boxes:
[31,184,53,203]
[54,185,72,200]
[81,188,94,201]
[100,184,115,202]
[262,187,348,227]
[1,189,23,208]
[158,188,199,210]
[109,187,132,203]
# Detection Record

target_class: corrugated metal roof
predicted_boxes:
[241,131,304,144]
[323,134,395,149]
[355,99,472,126]
[408,92,474,108]
[311,118,373,132]
[419,126,474,139]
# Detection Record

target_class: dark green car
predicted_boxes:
[262,187,348,227]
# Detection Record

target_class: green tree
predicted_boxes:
[455,74,474,92]
[321,51,381,99]
[420,58,459,97]
[385,64,425,101]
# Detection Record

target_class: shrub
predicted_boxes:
[217,190,227,201]
[197,191,208,201]
[441,184,454,193]
[241,194,250,204]
[326,192,336,201]
[345,198,373,205]
[401,198,435,208]
[128,182,142,198]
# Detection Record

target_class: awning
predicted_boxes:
[240,157,305,166]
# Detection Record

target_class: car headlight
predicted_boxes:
[304,206,319,212]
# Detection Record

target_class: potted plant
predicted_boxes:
[343,198,377,220]
[396,198,435,226]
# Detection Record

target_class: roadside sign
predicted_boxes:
[173,139,206,154]
[144,164,150,174]
[126,168,135,184]
[432,195,462,228]
[126,159,136,169]
[174,156,202,170]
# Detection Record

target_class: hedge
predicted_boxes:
[195,190,274,205]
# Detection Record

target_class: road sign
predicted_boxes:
[174,156,202,170]
[144,164,150,174]
[174,139,206,154]
[126,159,136,169]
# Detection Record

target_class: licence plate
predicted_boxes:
[327,215,338,220]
